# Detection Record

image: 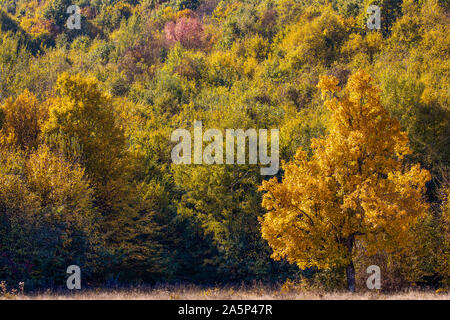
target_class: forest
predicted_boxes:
[0,0,448,293]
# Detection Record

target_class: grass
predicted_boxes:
[2,284,449,300]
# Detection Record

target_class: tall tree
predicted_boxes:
[259,70,431,291]
[41,73,164,282]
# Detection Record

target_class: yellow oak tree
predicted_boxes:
[259,70,431,291]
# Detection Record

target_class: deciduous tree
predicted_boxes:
[259,70,431,291]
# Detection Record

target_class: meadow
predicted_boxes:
[6,287,449,300]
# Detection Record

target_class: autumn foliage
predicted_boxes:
[165,17,204,49]
[0,0,448,291]
[260,70,431,291]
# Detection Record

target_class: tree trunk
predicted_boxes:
[346,261,356,292]
[345,235,356,292]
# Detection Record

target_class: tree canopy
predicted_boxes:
[0,0,448,291]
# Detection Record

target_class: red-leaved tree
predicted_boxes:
[164,17,203,49]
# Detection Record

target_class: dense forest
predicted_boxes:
[0,0,448,292]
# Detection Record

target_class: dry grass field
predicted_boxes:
[4,285,448,300]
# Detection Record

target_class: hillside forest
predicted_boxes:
[0,0,448,292]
